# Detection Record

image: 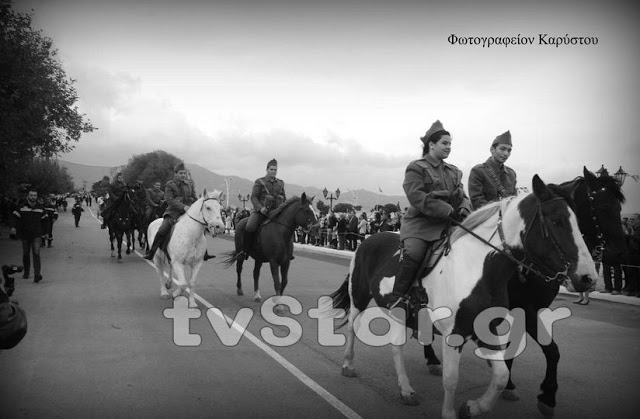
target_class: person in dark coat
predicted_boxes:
[9,190,48,283]
[100,172,128,229]
[145,180,165,225]
[144,163,197,260]
[468,130,517,210]
[42,196,59,247]
[387,120,472,312]
[238,158,287,258]
[72,197,84,227]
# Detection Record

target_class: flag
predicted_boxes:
[631,174,639,182]
[378,186,383,193]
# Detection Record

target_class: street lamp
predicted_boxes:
[238,193,250,209]
[595,164,628,186]
[595,164,608,177]
[322,187,340,211]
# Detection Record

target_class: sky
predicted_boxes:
[14,0,640,212]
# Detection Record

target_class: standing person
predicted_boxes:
[468,130,517,210]
[42,196,58,247]
[100,172,128,229]
[357,212,369,249]
[9,190,48,283]
[238,158,287,259]
[336,213,348,250]
[347,210,359,251]
[144,163,198,260]
[71,197,84,227]
[387,120,471,312]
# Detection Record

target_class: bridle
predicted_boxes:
[584,185,608,264]
[450,196,572,283]
[186,196,221,231]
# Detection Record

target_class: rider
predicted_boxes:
[468,130,517,210]
[387,120,472,313]
[143,162,197,260]
[100,172,128,229]
[238,158,287,259]
[145,180,164,224]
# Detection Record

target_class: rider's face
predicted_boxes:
[154,182,161,189]
[266,165,278,178]
[176,170,188,181]
[490,143,512,164]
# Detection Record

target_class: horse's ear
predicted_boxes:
[219,191,226,203]
[202,187,208,198]
[532,174,554,202]
[583,166,597,185]
[301,192,307,202]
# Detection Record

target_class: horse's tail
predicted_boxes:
[316,274,351,329]
[221,250,238,268]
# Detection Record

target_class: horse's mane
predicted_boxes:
[268,196,301,220]
[554,175,625,205]
[450,198,507,244]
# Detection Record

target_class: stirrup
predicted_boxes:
[388,294,409,311]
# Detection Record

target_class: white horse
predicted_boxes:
[147,188,225,308]
[323,176,598,419]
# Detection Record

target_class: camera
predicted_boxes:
[2,265,23,298]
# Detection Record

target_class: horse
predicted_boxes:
[107,190,135,263]
[222,194,317,313]
[419,166,627,416]
[127,184,148,249]
[321,175,598,419]
[146,188,225,308]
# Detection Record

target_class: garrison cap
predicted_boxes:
[174,162,186,172]
[492,130,512,147]
[267,158,278,169]
[420,120,447,145]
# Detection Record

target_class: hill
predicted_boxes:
[57,159,409,211]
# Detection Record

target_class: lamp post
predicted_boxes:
[322,187,340,211]
[595,164,628,186]
[237,193,250,209]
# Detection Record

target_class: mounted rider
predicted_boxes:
[143,162,197,260]
[100,172,128,229]
[238,158,287,259]
[145,180,165,223]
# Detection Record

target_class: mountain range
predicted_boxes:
[57,160,410,211]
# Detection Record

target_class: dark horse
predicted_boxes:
[128,184,148,249]
[222,194,317,313]
[420,166,626,416]
[107,189,136,262]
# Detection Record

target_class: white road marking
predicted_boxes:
[135,250,363,419]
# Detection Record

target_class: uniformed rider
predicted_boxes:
[238,158,286,259]
[468,130,517,210]
[143,163,197,260]
[100,172,128,229]
[145,180,164,223]
[387,120,472,313]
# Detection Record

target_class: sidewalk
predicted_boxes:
[292,242,640,307]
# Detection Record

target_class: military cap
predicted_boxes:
[174,162,186,172]
[266,158,278,169]
[420,120,448,145]
[492,130,512,147]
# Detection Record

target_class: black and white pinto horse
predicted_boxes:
[222,194,317,314]
[322,176,598,419]
[420,166,627,416]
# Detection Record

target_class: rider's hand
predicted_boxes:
[260,207,268,215]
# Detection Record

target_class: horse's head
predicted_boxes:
[294,193,318,228]
[579,166,627,264]
[199,188,226,235]
[514,175,598,292]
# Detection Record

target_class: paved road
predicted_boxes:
[1,202,639,418]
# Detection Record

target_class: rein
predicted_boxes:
[585,185,608,263]
[450,197,570,283]
[186,197,219,229]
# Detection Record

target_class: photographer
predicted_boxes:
[1,265,27,350]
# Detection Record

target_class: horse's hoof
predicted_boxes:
[126,249,131,255]
[537,401,555,417]
[160,294,170,300]
[237,289,244,296]
[274,304,286,315]
[400,392,419,406]
[427,363,442,376]
[117,259,122,263]
[341,366,357,378]
[458,402,472,419]
[254,296,262,302]
[501,388,520,401]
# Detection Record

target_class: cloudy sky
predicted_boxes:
[16,0,640,212]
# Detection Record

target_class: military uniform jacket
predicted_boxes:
[400,154,471,242]
[164,178,197,220]
[108,181,128,201]
[468,158,517,210]
[250,176,286,213]
[146,187,164,207]
[10,200,48,240]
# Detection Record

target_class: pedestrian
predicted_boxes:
[357,212,369,248]
[468,130,517,210]
[347,210,358,250]
[9,190,48,283]
[337,213,348,250]
[72,197,84,227]
[387,120,472,313]
[42,195,58,247]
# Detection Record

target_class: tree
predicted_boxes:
[316,200,329,215]
[0,2,95,194]
[122,150,182,187]
[91,176,110,197]
[19,158,74,196]
[333,202,354,214]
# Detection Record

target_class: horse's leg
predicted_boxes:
[424,341,443,376]
[155,257,171,299]
[109,231,115,258]
[341,304,360,378]
[171,263,188,301]
[459,348,509,418]
[126,230,132,254]
[236,254,244,296]
[186,260,204,308]
[117,231,123,262]
[440,336,462,419]
[252,261,263,302]
[279,260,290,295]
[269,261,286,314]
[392,340,419,405]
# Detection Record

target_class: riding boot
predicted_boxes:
[101,215,108,229]
[203,250,215,261]
[144,232,164,260]
[387,254,421,316]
